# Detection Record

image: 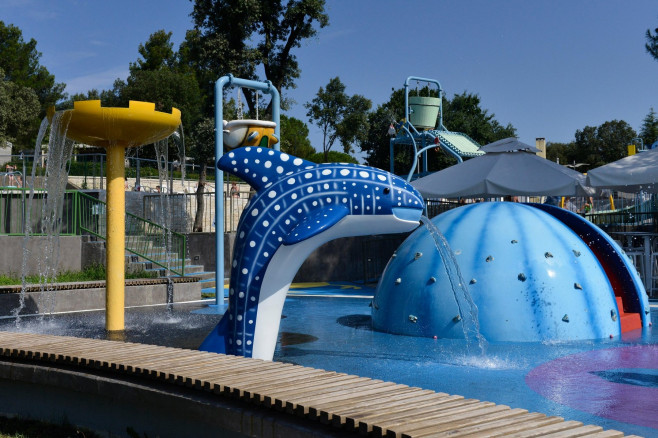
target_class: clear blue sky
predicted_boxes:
[3,0,657,157]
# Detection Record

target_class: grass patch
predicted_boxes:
[0,264,158,286]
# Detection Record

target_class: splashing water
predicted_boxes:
[420,216,487,355]
[14,114,74,322]
[14,117,50,322]
[153,138,174,276]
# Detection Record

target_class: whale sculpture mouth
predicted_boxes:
[393,207,423,223]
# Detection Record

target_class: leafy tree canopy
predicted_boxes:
[545,141,575,165]
[305,76,371,161]
[130,30,178,73]
[279,114,314,159]
[640,107,658,147]
[646,24,658,62]
[308,150,358,164]
[189,0,328,114]
[443,92,516,145]
[0,68,41,148]
[0,21,65,113]
[573,120,636,169]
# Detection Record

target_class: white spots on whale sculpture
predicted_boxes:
[199,146,425,360]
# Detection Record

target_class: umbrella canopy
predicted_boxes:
[586,148,658,193]
[479,137,540,153]
[411,150,594,199]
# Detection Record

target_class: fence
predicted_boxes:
[0,188,78,235]
[77,192,187,276]
[142,188,251,233]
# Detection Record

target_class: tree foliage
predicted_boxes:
[0,68,41,147]
[639,107,658,147]
[0,21,66,112]
[573,120,636,169]
[189,0,328,114]
[545,141,575,165]
[279,114,314,159]
[305,77,371,161]
[308,150,358,164]
[0,21,66,149]
[130,30,177,73]
[442,92,516,145]
[646,24,658,62]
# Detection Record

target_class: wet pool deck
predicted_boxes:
[0,331,642,438]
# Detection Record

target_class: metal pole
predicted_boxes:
[213,74,281,307]
[105,145,126,332]
[136,148,141,189]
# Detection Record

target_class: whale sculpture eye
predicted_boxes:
[383,188,390,194]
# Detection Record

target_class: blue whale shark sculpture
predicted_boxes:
[200,146,424,360]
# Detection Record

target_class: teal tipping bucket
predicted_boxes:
[409,96,440,129]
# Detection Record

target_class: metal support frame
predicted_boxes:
[213,75,281,308]
[391,76,464,182]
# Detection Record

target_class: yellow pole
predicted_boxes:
[105,145,126,332]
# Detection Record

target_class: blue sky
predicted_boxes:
[2,0,658,157]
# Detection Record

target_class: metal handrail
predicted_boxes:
[77,192,186,276]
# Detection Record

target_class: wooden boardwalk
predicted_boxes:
[0,331,642,438]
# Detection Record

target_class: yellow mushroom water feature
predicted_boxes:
[48,100,181,333]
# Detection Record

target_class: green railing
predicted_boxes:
[78,192,186,276]
[0,188,78,236]
[0,189,186,277]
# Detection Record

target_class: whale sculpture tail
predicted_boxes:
[199,312,229,354]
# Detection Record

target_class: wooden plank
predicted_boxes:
[369,400,491,437]
[291,380,401,416]
[258,374,365,407]
[434,412,549,437]
[278,377,381,412]
[536,425,606,438]
[578,431,625,438]
[357,396,474,435]
[232,367,328,398]
[402,407,529,437]
[0,333,637,438]
[507,420,586,437]
[381,404,508,438]
[319,387,432,424]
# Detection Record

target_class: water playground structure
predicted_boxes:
[389,76,484,181]
[203,75,650,359]
[47,100,181,333]
[0,74,654,436]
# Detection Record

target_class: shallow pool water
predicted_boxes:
[274,296,658,437]
[1,296,656,436]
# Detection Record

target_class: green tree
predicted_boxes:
[639,107,658,147]
[358,87,407,171]
[545,141,576,166]
[646,24,658,61]
[0,68,41,148]
[130,29,177,73]
[305,77,371,161]
[188,0,329,114]
[574,120,636,169]
[0,21,65,114]
[443,92,516,145]
[279,114,314,159]
[308,150,358,164]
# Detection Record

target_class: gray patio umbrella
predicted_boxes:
[411,142,594,199]
[479,137,541,153]
[586,148,658,193]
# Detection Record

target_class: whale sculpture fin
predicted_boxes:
[218,147,315,192]
[283,205,349,245]
[199,311,230,354]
